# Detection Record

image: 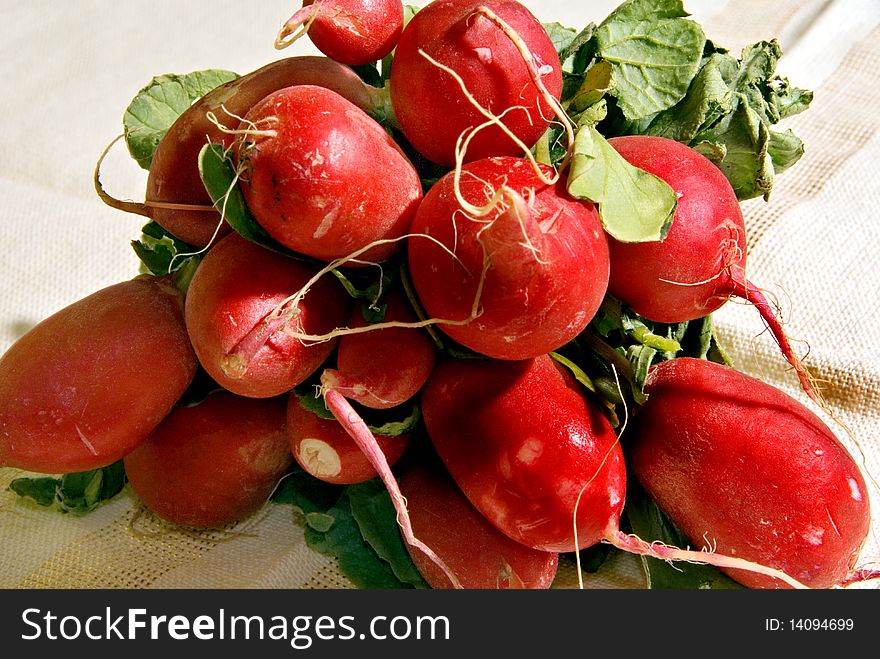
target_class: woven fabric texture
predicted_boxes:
[1,0,878,589]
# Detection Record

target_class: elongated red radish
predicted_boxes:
[606,135,820,405]
[0,276,197,474]
[184,233,350,398]
[626,357,876,589]
[399,451,559,589]
[236,85,422,263]
[420,355,811,588]
[97,57,386,247]
[125,391,291,528]
[389,0,563,167]
[407,156,609,360]
[321,289,436,409]
[287,391,410,484]
[276,0,404,66]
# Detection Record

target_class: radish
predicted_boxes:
[0,276,197,474]
[321,289,437,409]
[399,450,559,589]
[606,135,820,405]
[407,156,609,360]
[419,354,813,588]
[626,357,876,589]
[184,233,350,398]
[236,84,422,263]
[124,391,291,528]
[287,391,410,485]
[389,0,563,167]
[276,0,405,67]
[97,56,387,247]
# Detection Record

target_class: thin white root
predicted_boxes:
[573,365,627,589]
[418,48,556,189]
[275,2,323,50]
[471,5,576,171]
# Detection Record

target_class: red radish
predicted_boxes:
[321,289,437,409]
[419,354,812,588]
[287,391,410,484]
[276,0,405,67]
[236,84,422,263]
[97,56,386,247]
[0,276,197,474]
[606,135,820,405]
[626,357,876,589]
[407,156,609,360]
[124,391,291,528]
[184,233,350,398]
[399,451,559,589]
[422,355,625,552]
[389,0,563,167]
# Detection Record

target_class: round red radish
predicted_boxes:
[0,276,197,474]
[278,0,404,66]
[184,233,350,398]
[606,135,821,405]
[389,0,563,167]
[626,357,873,589]
[407,156,609,360]
[237,84,422,263]
[129,57,385,247]
[124,391,291,528]
[321,289,436,409]
[421,355,626,552]
[400,452,559,589]
[286,392,410,484]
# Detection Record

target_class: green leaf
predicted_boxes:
[123,69,238,170]
[305,491,408,588]
[625,480,744,589]
[567,125,677,242]
[291,389,421,438]
[131,221,200,278]
[568,61,613,114]
[9,462,127,515]
[348,480,428,588]
[9,477,58,507]
[595,0,705,120]
[197,143,299,253]
[271,466,344,514]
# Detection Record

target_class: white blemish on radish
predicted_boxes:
[516,438,543,465]
[848,477,863,501]
[814,448,824,456]
[802,526,825,546]
[498,453,512,478]
[473,47,493,64]
[313,201,343,239]
[298,438,342,478]
[74,425,98,456]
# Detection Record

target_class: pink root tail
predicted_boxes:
[606,528,810,589]
[321,387,464,589]
[730,274,823,409]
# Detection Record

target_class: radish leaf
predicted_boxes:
[124,69,238,169]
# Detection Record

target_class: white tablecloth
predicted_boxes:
[1,0,878,589]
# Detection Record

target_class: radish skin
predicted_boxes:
[627,357,875,589]
[407,156,609,360]
[0,276,197,474]
[420,355,811,588]
[606,135,820,405]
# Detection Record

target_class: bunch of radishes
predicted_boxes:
[0,0,876,590]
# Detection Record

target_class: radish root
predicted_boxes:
[320,387,464,589]
[275,1,324,50]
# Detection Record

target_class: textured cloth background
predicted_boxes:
[1,0,878,589]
